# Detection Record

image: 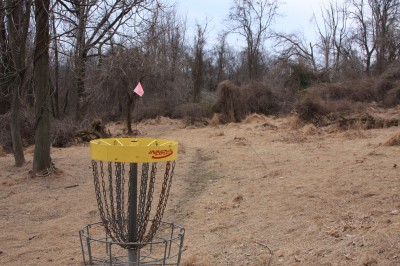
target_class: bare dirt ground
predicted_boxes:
[1,114,400,265]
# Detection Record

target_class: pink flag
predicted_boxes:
[133,82,144,96]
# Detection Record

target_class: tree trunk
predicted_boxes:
[51,13,60,118]
[127,93,134,135]
[74,2,87,120]
[10,82,25,166]
[6,0,31,167]
[0,1,11,115]
[32,0,51,175]
[75,52,87,120]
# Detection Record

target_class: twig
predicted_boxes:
[65,184,79,189]
[254,241,273,266]
[248,141,268,169]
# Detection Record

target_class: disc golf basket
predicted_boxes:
[79,138,185,265]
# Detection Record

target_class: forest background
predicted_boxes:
[2,0,400,174]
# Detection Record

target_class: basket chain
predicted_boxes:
[92,160,176,248]
[135,162,155,241]
[142,161,175,243]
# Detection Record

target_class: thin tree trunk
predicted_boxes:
[6,0,30,167]
[32,0,51,175]
[127,93,134,134]
[75,52,87,120]
[10,82,25,166]
[52,13,60,118]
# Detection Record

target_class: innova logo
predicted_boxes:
[149,149,174,159]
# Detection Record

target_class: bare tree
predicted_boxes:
[215,32,229,82]
[192,23,207,102]
[348,0,377,75]
[227,0,279,80]
[4,0,31,166]
[313,1,350,76]
[0,1,11,115]
[55,0,159,119]
[32,0,52,175]
[369,0,400,73]
[273,32,317,71]
[51,10,60,118]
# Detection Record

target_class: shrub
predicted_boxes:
[241,82,280,115]
[375,80,395,101]
[296,96,328,124]
[172,102,213,119]
[382,87,400,108]
[213,80,245,123]
[285,63,318,90]
[325,84,352,100]
[52,117,79,148]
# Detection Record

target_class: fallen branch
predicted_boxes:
[65,184,79,189]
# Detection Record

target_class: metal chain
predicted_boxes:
[93,161,114,241]
[126,163,135,241]
[107,162,121,242]
[114,162,126,242]
[120,163,126,239]
[138,162,157,241]
[137,163,149,237]
[143,160,175,244]
[92,159,176,248]
[92,161,106,225]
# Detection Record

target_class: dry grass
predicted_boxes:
[383,132,400,146]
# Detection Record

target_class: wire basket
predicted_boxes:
[80,138,184,265]
[79,221,185,265]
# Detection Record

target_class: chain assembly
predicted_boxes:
[92,159,176,249]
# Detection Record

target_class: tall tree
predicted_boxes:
[227,0,279,80]
[215,33,228,82]
[32,0,51,175]
[313,1,349,76]
[369,0,400,73]
[0,1,11,115]
[5,0,31,167]
[55,0,158,119]
[349,0,377,75]
[51,10,60,118]
[192,23,206,102]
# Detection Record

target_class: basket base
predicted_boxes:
[79,221,185,266]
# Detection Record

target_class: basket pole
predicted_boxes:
[128,163,139,265]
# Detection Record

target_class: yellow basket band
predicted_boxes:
[90,138,178,163]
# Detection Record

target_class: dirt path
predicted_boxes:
[1,115,399,265]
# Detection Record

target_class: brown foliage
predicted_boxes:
[296,95,328,125]
[172,102,212,119]
[296,79,378,125]
[172,102,211,127]
[52,117,78,148]
[213,80,245,123]
[241,82,280,115]
[374,62,400,107]
[382,87,400,107]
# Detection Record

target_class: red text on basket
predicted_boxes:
[149,149,174,159]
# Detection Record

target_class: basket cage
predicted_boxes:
[79,221,185,266]
[79,138,185,266]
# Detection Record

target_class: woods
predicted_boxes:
[2,0,400,173]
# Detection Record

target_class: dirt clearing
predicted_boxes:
[0,115,399,265]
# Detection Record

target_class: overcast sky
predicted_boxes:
[170,0,326,49]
